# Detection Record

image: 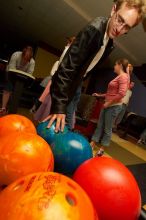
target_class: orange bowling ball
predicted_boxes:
[0,132,54,185]
[0,172,98,220]
[0,114,36,136]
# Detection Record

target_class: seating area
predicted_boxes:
[117,112,146,141]
[75,94,103,139]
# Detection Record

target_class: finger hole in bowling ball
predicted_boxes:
[65,193,77,206]
[12,180,25,191]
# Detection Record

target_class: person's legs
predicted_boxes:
[66,85,82,130]
[100,105,122,148]
[34,94,52,122]
[2,90,11,109]
[0,91,11,115]
[90,108,105,148]
[30,99,42,113]
[0,90,11,115]
[0,81,13,115]
[30,85,45,113]
[114,104,127,130]
[93,105,122,156]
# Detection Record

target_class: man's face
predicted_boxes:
[107,3,140,39]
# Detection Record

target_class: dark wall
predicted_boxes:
[134,64,146,83]
[86,67,116,94]
[128,74,146,118]
[0,30,36,61]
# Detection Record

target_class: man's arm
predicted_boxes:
[44,18,108,131]
[51,25,99,114]
[45,25,99,132]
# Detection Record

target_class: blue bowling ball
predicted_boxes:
[52,131,93,175]
[36,120,68,145]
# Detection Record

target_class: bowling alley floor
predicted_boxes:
[16,108,146,210]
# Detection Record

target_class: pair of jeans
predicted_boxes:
[114,103,127,127]
[66,84,82,129]
[92,105,122,147]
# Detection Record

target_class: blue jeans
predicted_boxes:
[66,85,82,129]
[92,105,122,147]
[114,103,127,126]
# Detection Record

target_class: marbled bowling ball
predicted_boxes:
[52,131,93,175]
[37,120,68,145]
[0,132,54,185]
[0,114,36,136]
[0,172,98,220]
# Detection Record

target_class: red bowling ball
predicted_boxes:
[73,156,141,220]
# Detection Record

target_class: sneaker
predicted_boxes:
[137,139,146,145]
[137,139,142,145]
[95,149,104,157]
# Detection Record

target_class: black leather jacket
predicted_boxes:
[51,17,114,114]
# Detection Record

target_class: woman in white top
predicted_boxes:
[0,46,35,115]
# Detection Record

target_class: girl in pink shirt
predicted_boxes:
[90,58,130,156]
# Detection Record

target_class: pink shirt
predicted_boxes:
[105,73,130,105]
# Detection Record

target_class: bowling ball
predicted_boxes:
[0,114,36,136]
[73,156,141,220]
[0,132,54,185]
[0,172,98,220]
[52,131,93,175]
[37,120,68,145]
